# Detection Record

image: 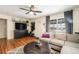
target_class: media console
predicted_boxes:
[14,30,28,39]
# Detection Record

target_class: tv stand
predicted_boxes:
[14,30,28,39]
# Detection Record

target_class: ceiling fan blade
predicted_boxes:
[20,5,42,15]
[20,8,29,11]
[33,11,42,13]
[33,12,37,15]
[25,12,30,14]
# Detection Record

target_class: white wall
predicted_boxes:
[34,12,64,37]
[0,14,12,39]
[0,19,6,38]
[0,7,79,39]
[50,7,79,34]
[50,12,64,20]
[35,17,46,37]
[0,14,30,40]
[73,7,79,33]
[34,8,79,36]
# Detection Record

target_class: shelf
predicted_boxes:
[49,18,66,33]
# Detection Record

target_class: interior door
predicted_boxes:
[0,19,7,39]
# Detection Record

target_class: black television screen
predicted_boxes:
[15,23,26,30]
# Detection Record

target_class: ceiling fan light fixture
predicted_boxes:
[30,12,33,14]
[20,5,42,15]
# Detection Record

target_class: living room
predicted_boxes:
[0,5,79,54]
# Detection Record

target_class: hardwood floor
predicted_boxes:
[0,36,37,54]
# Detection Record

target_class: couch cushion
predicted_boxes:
[50,34,55,39]
[55,34,66,41]
[49,39,65,46]
[49,44,62,51]
[39,38,50,42]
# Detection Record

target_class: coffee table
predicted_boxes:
[23,41,50,54]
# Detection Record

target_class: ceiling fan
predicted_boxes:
[20,5,42,15]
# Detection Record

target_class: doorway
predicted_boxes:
[0,19,7,39]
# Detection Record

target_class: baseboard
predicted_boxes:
[0,38,6,39]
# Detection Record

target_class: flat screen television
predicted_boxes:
[15,23,26,30]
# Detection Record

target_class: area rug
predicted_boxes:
[7,41,50,54]
[7,45,25,54]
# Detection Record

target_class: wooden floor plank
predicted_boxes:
[0,36,37,54]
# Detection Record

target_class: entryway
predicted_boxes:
[0,19,7,39]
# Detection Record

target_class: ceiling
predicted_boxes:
[0,5,77,19]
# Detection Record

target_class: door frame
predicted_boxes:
[0,18,7,39]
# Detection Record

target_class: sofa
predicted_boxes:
[38,33,66,53]
[39,33,79,54]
